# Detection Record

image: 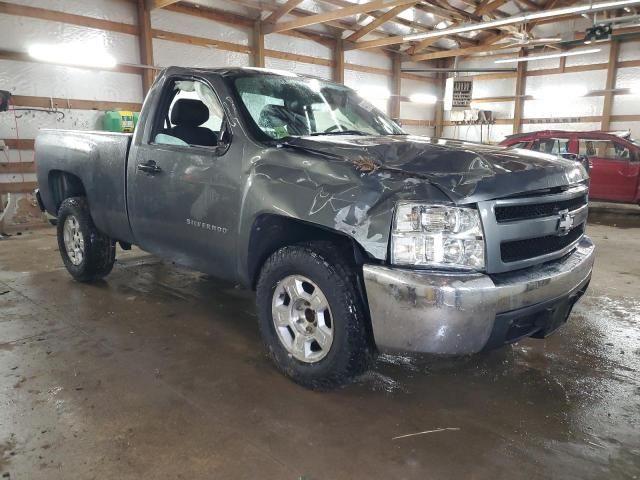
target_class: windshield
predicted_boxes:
[233,74,405,139]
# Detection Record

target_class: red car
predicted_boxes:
[501,130,640,205]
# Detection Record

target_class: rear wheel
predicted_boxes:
[57,197,116,282]
[256,242,371,389]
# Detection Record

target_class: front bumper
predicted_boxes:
[362,236,595,355]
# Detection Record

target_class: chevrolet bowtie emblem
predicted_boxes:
[556,209,574,235]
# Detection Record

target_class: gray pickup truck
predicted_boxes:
[35,67,595,389]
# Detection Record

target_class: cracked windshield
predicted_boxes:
[234,74,404,139]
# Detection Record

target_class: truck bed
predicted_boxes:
[35,129,134,243]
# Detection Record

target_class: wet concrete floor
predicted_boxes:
[1,208,639,479]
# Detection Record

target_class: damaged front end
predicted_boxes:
[240,135,593,355]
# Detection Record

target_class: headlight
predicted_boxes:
[391,203,485,270]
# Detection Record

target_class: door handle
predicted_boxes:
[137,160,162,174]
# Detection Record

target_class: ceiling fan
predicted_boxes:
[500,28,564,48]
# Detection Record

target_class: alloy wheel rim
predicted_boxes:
[271,275,334,363]
[63,215,85,266]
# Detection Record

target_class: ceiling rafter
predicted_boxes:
[263,0,304,23]
[190,0,487,54]
[405,35,441,55]
[475,0,510,16]
[409,33,514,61]
[221,0,435,50]
[263,0,417,34]
[168,0,630,61]
[345,2,417,41]
[456,0,510,17]
[518,0,543,10]
[146,0,180,9]
[320,0,478,47]
[222,0,356,38]
[433,0,480,21]
[321,0,431,38]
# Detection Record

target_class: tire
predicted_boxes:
[56,196,116,283]
[256,242,372,389]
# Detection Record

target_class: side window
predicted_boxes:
[553,139,570,154]
[510,141,529,149]
[531,139,553,154]
[531,138,569,155]
[578,139,630,160]
[154,78,226,148]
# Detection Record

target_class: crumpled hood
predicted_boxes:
[285,135,589,203]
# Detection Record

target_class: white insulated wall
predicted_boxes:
[0,0,140,188]
[442,38,640,143]
[151,8,251,68]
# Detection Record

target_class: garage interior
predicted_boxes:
[1,0,639,478]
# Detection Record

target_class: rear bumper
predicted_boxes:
[362,236,595,355]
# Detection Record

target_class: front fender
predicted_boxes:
[236,149,450,280]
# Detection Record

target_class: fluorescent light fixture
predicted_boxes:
[404,0,640,43]
[533,37,563,42]
[534,85,588,100]
[357,86,391,100]
[409,93,438,104]
[494,48,601,63]
[28,43,117,69]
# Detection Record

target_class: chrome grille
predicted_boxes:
[501,224,584,263]
[478,185,589,274]
[495,194,588,223]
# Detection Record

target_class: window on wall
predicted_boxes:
[531,138,569,155]
[578,139,630,160]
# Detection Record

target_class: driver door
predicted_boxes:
[127,75,241,277]
[579,138,637,202]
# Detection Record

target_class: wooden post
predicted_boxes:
[512,49,527,134]
[434,95,444,138]
[601,40,619,132]
[390,52,401,119]
[334,37,345,84]
[137,0,154,95]
[434,59,447,138]
[253,20,265,68]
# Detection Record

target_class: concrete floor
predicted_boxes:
[1,207,639,479]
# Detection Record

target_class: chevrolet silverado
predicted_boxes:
[35,67,595,388]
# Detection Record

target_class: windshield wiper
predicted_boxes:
[309,130,370,136]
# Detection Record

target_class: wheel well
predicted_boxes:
[247,214,371,290]
[48,171,86,213]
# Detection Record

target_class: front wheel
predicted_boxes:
[57,197,116,283]
[256,242,372,389]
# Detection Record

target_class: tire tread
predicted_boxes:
[256,241,371,389]
[57,196,115,283]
